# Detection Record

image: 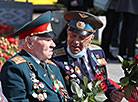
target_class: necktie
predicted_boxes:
[40,61,48,75]
[79,57,89,78]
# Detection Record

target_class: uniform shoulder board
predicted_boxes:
[46,60,57,66]
[88,44,102,51]
[11,56,26,64]
[53,47,66,57]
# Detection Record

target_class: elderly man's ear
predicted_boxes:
[25,36,33,49]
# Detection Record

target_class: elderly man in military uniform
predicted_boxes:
[0,11,69,102]
[52,11,124,102]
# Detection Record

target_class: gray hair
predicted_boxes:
[18,36,38,49]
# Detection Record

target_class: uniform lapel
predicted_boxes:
[87,49,98,78]
[37,64,53,89]
[20,50,53,89]
[87,49,97,67]
[74,59,84,81]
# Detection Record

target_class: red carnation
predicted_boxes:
[95,74,104,81]
[0,52,2,56]
[8,37,15,43]
[5,56,12,60]
[2,53,6,57]
[0,29,4,34]
[1,45,7,49]
[0,65,2,72]
[14,39,19,43]
[99,81,108,92]
[134,54,138,64]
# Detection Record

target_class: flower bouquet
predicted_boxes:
[0,23,20,71]
[118,55,138,101]
[70,76,107,102]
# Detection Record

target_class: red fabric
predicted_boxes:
[128,98,138,102]
[19,23,50,39]
[108,78,120,89]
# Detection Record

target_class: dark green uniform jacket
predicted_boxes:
[0,50,69,102]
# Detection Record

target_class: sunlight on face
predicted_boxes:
[32,36,56,61]
[67,30,94,54]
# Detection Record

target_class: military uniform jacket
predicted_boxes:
[52,43,116,98]
[0,50,69,102]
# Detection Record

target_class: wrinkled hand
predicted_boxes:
[110,89,124,102]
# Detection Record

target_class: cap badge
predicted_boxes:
[79,13,89,18]
[76,21,85,29]
[47,23,53,32]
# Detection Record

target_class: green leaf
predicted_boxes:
[80,84,87,92]
[117,55,124,63]
[124,88,131,100]
[95,80,102,87]
[120,77,129,87]
[87,82,93,91]
[83,76,88,87]
[71,80,83,98]
[77,89,83,98]
[129,67,138,80]
[94,92,107,102]
[128,61,135,71]
[72,95,79,101]
[127,84,136,90]
[87,92,94,97]
[122,60,129,70]
[71,79,90,100]
[129,60,135,66]
[89,96,96,102]
[136,79,138,86]
[84,96,89,102]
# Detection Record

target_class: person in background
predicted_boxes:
[0,11,69,102]
[116,0,138,60]
[52,11,124,102]
[57,0,93,12]
[55,0,94,46]
[101,0,121,60]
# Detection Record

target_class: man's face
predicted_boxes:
[31,36,56,61]
[67,30,94,54]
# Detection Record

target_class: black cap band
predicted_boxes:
[68,27,92,36]
[36,32,56,37]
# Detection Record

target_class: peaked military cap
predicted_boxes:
[64,11,103,36]
[9,11,55,39]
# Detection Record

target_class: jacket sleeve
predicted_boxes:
[0,61,29,102]
[98,49,117,99]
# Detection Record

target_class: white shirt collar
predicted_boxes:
[27,52,41,64]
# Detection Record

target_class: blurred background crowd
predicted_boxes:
[0,0,138,69]
[0,0,138,101]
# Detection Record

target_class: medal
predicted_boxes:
[75,66,82,76]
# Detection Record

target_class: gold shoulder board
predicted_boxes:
[53,47,66,57]
[88,44,102,50]
[46,60,57,66]
[11,56,26,64]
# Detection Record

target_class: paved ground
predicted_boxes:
[107,46,138,83]
[106,47,138,102]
